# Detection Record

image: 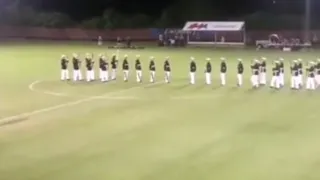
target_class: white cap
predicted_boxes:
[136,55,140,58]
[310,61,315,64]
[317,58,320,62]
[61,54,66,58]
[298,58,302,62]
[220,57,225,60]
[293,60,298,63]
[275,60,279,64]
[254,59,259,62]
[124,54,128,57]
[238,58,242,61]
[206,58,211,61]
[190,57,194,60]
[261,57,267,60]
[166,56,169,59]
[150,56,154,59]
[279,57,284,61]
[72,53,77,57]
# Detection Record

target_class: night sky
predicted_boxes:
[13,0,317,21]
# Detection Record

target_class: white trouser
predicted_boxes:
[205,73,211,85]
[123,70,129,81]
[190,72,195,84]
[306,77,315,90]
[61,69,69,80]
[251,75,259,87]
[220,73,226,85]
[315,74,320,87]
[279,73,284,85]
[111,69,116,80]
[100,70,108,81]
[270,76,280,89]
[165,71,171,83]
[298,74,303,85]
[237,74,243,86]
[136,70,142,82]
[290,76,299,89]
[73,70,82,81]
[86,70,94,81]
[259,72,266,84]
[150,71,156,82]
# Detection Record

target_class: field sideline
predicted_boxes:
[0,42,320,180]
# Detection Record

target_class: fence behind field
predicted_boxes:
[0,26,157,41]
[1,26,320,44]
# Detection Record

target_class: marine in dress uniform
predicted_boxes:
[164,57,171,83]
[99,55,108,82]
[204,58,212,85]
[259,57,267,85]
[190,57,196,84]
[315,59,320,88]
[298,59,303,87]
[290,60,299,89]
[111,54,118,80]
[270,61,280,89]
[220,57,227,86]
[279,58,285,87]
[251,59,260,88]
[237,58,244,87]
[135,55,142,83]
[85,53,95,82]
[149,57,156,83]
[306,61,316,90]
[60,55,69,81]
[122,55,129,82]
[72,53,82,81]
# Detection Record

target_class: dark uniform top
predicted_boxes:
[135,59,142,70]
[61,58,68,70]
[111,56,117,69]
[85,58,93,70]
[99,58,108,71]
[260,61,266,73]
[190,61,196,72]
[72,57,81,70]
[149,60,156,71]
[291,64,299,76]
[237,62,244,74]
[164,60,171,72]
[122,58,129,70]
[220,62,227,73]
[205,62,212,73]
[272,64,280,76]
[316,62,320,75]
[298,62,303,75]
[279,61,284,73]
[251,63,260,75]
[307,66,315,78]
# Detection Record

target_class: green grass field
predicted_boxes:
[1,42,320,180]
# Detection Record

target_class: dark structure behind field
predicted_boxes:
[1,26,320,46]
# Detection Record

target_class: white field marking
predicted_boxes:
[29,80,142,100]
[0,81,163,125]
[28,80,68,97]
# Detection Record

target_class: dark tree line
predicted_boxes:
[0,1,318,30]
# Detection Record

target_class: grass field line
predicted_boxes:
[29,80,228,101]
[0,80,163,125]
[28,80,141,100]
[28,80,69,97]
